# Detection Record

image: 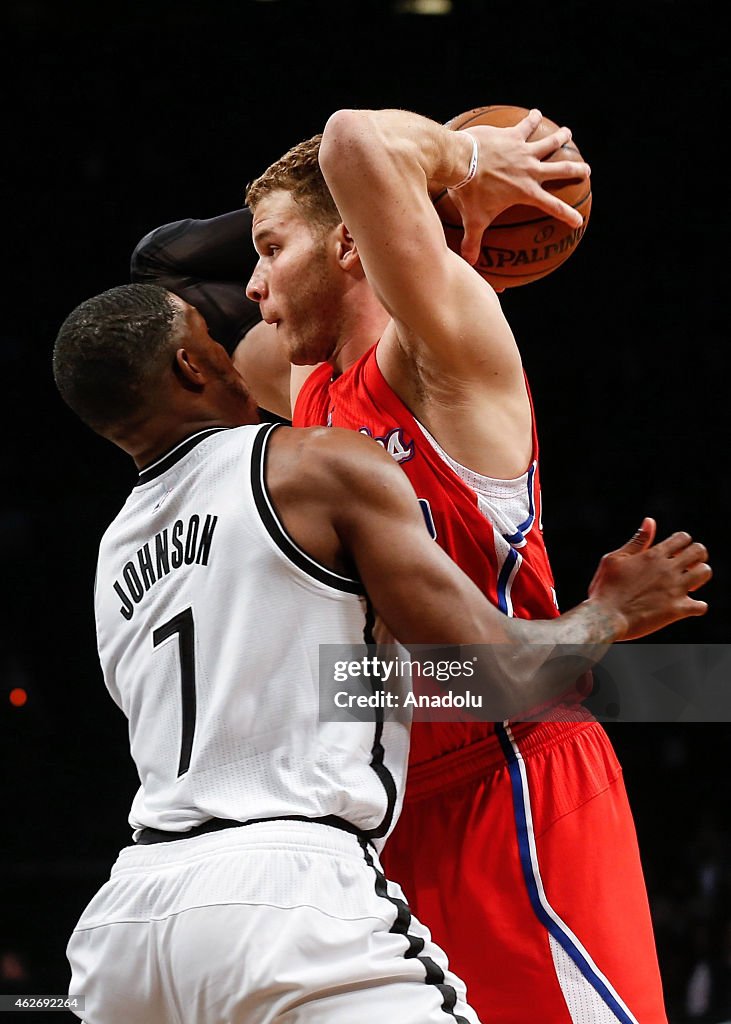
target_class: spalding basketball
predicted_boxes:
[435,105,592,287]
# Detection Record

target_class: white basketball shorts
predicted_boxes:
[67,819,480,1023]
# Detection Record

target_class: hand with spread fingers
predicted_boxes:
[446,108,591,266]
[586,517,711,641]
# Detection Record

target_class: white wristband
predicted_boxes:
[449,131,479,190]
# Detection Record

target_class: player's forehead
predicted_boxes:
[167,292,196,328]
[167,292,190,317]
[167,292,209,340]
[251,190,307,238]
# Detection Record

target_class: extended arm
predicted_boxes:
[131,209,261,353]
[267,427,711,719]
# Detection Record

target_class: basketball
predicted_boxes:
[434,105,592,287]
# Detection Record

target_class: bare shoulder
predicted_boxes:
[263,426,421,575]
[266,425,417,513]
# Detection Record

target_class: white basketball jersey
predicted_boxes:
[94,424,409,842]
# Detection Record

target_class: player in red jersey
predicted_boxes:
[236,110,676,1023]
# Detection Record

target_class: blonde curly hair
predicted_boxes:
[245,134,341,233]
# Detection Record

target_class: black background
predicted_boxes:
[2,0,728,1019]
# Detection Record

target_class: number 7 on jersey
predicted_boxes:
[152,607,196,776]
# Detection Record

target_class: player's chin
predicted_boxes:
[288,338,332,367]
[277,328,303,365]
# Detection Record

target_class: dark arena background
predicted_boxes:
[2,1,727,1020]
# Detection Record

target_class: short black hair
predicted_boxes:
[53,283,180,432]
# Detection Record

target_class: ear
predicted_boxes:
[334,223,362,272]
[174,347,206,390]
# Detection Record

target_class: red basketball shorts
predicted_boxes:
[381,721,668,1023]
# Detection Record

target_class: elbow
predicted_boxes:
[320,109,370,176]
[130,224,174,282]
[320,109,404,188]
[319,109,420,205]
[130,229,157,281]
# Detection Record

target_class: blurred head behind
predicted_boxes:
[53,283,256,465]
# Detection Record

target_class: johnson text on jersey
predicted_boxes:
[113,514,218,619]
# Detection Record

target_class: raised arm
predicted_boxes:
[131,210,261,352]
[318,108,588,384]
[266,426,711,719]
[131,211,292,418]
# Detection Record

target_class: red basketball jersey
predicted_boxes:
[293,345,559,766]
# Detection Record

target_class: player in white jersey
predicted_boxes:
[52,283,710,1024]
[96,421,410,841]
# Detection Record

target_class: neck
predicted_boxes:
[330,285,390,374]
[112,411,252,470]
[131,421,230,470]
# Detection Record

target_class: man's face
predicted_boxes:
[247,190,345,366]
[171,296,259,424]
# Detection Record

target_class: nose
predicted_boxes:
[246,263,267,303]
